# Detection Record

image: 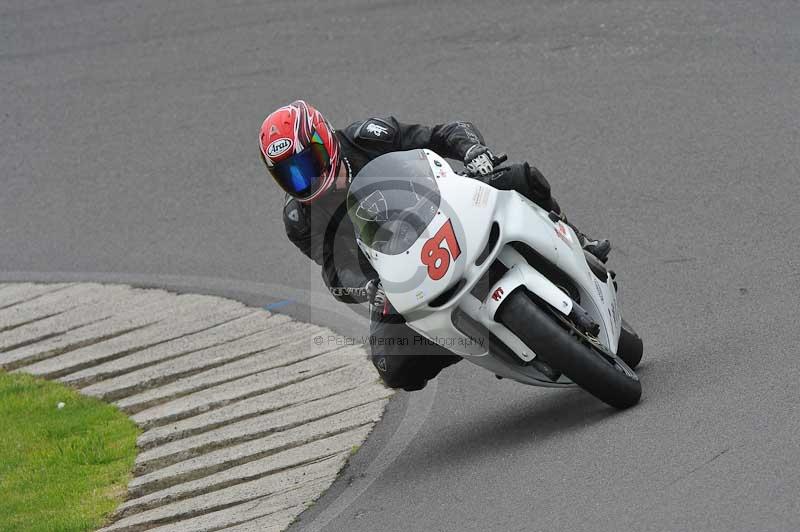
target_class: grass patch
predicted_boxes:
[0,371,139,531]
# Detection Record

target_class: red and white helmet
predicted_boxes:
[259,100,341,202]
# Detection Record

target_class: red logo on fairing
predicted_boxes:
[491,287,504,302]
[554,222,572,245]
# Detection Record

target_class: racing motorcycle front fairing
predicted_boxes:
[348,149,621,384]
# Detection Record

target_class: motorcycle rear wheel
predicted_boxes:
[498,289,642,409]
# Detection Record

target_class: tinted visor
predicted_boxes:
[268,133,331,198]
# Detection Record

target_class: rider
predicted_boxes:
[259,100,610,391]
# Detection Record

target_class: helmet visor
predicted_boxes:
[268,132,331,199]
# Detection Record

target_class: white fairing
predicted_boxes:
[358,150,623,388]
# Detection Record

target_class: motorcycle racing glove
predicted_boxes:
[365,279,386,308]
[464,144,495,176]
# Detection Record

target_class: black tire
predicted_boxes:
[497,290,641,409]
[617,319,644,370]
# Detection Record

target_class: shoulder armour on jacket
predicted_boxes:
[353,117,396,143]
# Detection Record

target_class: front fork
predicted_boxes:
[482,246,599,335]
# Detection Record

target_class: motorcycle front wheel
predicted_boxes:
[618,318,644,370]
[497,289,642,409]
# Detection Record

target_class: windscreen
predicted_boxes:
[347,150,441,255]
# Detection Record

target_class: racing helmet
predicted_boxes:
[259,100,341,202]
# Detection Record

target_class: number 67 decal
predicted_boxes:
[421,219,461,280]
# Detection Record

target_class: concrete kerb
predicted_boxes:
[0,282,391,532]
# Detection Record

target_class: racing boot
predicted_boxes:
[578,233,612,263]
[551,212,611,263]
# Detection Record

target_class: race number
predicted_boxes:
[421,219,461,280]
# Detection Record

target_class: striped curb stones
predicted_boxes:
[0,283,392,532]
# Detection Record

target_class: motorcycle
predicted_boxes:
[347,149,643,409]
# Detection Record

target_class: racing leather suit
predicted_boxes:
[282,117,558,391]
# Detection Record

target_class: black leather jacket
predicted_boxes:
[282,117,487,303]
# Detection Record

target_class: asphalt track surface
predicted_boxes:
[2,1,799,531]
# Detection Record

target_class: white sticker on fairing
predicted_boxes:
[472,186,490,207]
[267,137,293,158]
